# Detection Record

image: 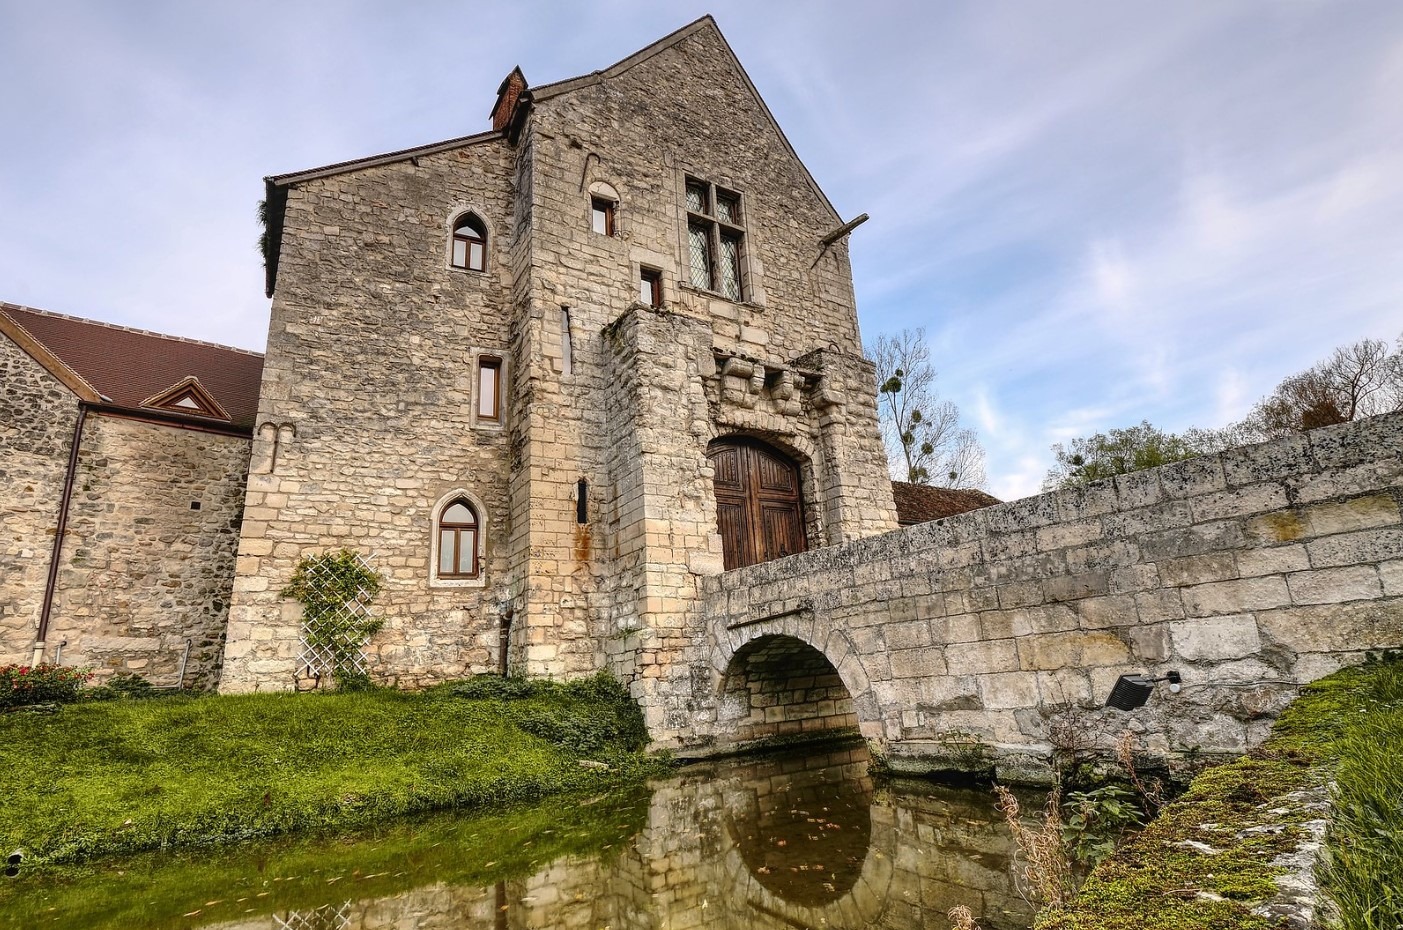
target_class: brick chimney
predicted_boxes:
[490,67,528,132]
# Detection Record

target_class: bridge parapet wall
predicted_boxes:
[697,412,1403,773]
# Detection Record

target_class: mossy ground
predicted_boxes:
[0,784,654,930]
[1036,657,1403,930]
[0,674,666,870]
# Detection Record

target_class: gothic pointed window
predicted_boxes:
[437,500,480,578]
[451,214,487,271]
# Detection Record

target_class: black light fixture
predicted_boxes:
[1105,671,1182,711]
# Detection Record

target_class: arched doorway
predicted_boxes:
[707,437,807,570]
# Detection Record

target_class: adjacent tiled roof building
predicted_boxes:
[891,481,1000,526]
[0,303,264,431]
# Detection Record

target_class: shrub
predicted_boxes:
[0,664,93,708]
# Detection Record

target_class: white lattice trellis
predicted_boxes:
[273,901,353,930]
[296,550,379,679]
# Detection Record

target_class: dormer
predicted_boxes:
[140,375,231,421]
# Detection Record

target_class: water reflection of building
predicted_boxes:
[198,747,1034,930]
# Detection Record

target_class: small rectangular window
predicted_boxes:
[591,197,615,236]
[639,268,662,308]
[478,356,502,422]
[682,177,746,301]
[576,479,589,524]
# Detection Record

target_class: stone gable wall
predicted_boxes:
[516,24,896,713]
[46,415,248,687]
[0,334,78,663]
[220,138,521,691]
[693,412,1403,769]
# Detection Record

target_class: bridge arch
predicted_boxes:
[712,622,881,747]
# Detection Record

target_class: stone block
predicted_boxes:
[885,620,933,650]
[1308,413,1403,469]
[1124,622,1171,662]
[1256,601,1403,654]
[1306,528,1403,568]
[1076,594,1137,629]
[1220,432,1314,487]
[1158,455,1226,499]
[1036,667,1093,704]
[1286,566,1383,605]
[1190,483,1289,523]
[1182,576,1290,617]
[1157,552,1237,588]
[1134,589,1184,623]
[1169,615,1261,661]
[945,639,1020,676]
[1236,544,1309,578]
[978,671,1040,710]
[888,647,946,680]
[1382,560,1403,596]
[1302,494,1401,536]
[1043,571,1109,603]
[1140,520,1245,561]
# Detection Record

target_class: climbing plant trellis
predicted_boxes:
[274,901,353,930]
[282,549,383,684]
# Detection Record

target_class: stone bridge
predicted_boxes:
[671,411,1403,778]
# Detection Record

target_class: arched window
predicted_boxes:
[451,214,487,271]
[437,500,480,578]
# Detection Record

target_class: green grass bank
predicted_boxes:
[1037,655,1403,930]
[0,674,666,869]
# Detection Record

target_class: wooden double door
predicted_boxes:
[708,438,808,570]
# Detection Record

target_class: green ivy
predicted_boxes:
[281,549,384,687]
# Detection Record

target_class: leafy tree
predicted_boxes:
[1042,421,1220,490]
[867,328,987,488]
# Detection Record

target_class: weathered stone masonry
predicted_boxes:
[687,411,1403,771]
[221,17,899,696]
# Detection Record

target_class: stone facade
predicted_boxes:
[0,305,255,683]
[0,334,76,664]
[220,18,898,697]
[690,411,1403,772]
[43,416,248,687]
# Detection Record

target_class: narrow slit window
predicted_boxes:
[478,356,502,422]
[639,268,662,308]
[576,479,588,524]
[590,197,616,236]
[560,307,573,375]
[451,214,487,271]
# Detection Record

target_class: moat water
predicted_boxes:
[4,744,1038,930]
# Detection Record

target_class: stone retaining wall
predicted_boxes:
[696,411,1403,771]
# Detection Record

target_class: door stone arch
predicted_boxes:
[707,436,807,570]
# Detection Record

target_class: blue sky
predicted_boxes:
[3,1,1401,498]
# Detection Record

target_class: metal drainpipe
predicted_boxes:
[34,403,87,665]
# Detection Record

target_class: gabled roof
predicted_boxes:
[891,482,1001,526]
[0,303,264,431]
[259,16,843,295]
[528,16,842,223]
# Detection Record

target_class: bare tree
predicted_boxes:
[1242,335,1403,439]
[867,328,987,488]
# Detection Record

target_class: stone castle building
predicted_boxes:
[220,17,903,738]
[1,18,927,721]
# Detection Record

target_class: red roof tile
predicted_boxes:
[891,481,1000,525]
[1,303,263,431]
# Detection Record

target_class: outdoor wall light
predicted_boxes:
[1105,671,1183,711]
